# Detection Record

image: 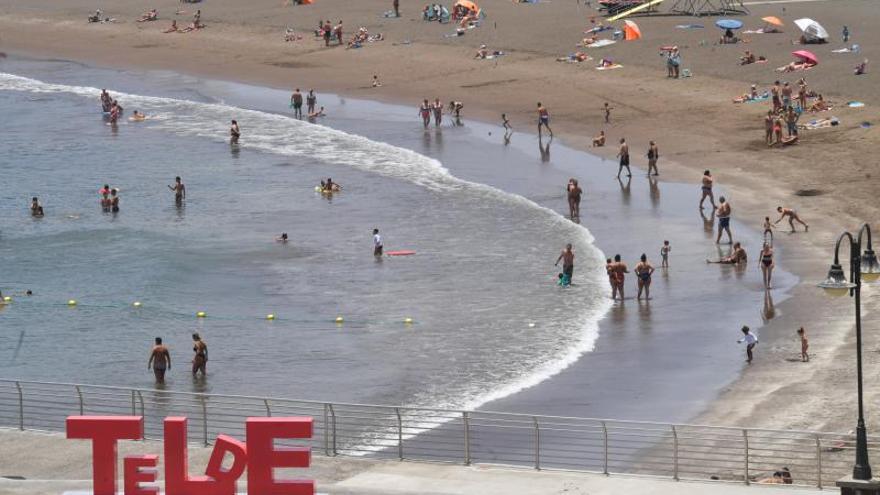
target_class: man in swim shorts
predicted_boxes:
[537,102,552,138]
[373,228,383,256]
[616,138,631,178]
[716,196,732,244]
[291,88,304,119]
[168,176,186,205]
[774,206,809,232]
[567,179,583,220]
[555,243,575,285]
[148,337,171,384]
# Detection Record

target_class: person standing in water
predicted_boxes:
[110,189,120,213]
[635,254,655,300]
[699,170,715,210]
[291,88,304,118]
[230,120,240,144]
[774,206,809,232]
[432,98,443,127]
[148,337,171,384]
[30,197,44,217]
[647,141,659,176]
[660,240,671,268]
[610,254,628,300]
[373,228,383,257]
[502,113,512,132]
[760,242,774,290]
[616,138,631,178]
[716,196,732,244]
[797,327,809,362]
[191,333,208,377]
[738,325,758,364]
[537,102,553,138]
[555,243,575,285]
[567,179,583,220]
[168,176,186,205]
[306,89,317,115]
[419,99,432,129]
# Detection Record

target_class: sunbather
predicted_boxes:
[740,51,756,65]
[88,10,102,23]
[855,59,868,75]
[592,130,606,147]
[164,20,178,33]
[808,94,829,112]
[776,61,815,73]
[137,9,158,22]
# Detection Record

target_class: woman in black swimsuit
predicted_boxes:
[760,242,774,290]
[191,333,208,377]
[635,253,655,301]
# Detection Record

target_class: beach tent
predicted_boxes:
[794,18,829,42]
[792,49,818,65]
[761,16,783,27]
[623,20,642,41]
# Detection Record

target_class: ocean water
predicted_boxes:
[0,59,611,413]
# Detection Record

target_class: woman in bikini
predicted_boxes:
[635,254,655,300]
[110,189,120,213]
[432,98,443,127]
[419,99,431,129]
[760,242,774,290]
[699,170,715,210]
[191,333,208,377]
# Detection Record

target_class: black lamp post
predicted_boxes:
[819,224,880,492]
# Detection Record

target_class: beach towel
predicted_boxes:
[676,24,704,29]
[847,101,865,108]
[582,39,616,48]
[596,64,623,70]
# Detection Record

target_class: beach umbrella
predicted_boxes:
[454,0,481,15]
[761,16,784,27]
[794,18,829,41]
[623,20,642,41]
[792,50,819,65]
[715,19,743,30]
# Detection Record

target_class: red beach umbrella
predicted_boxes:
[792,50,818,65]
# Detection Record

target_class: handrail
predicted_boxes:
[0,378,872,489]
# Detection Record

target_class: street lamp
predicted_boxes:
[819,224,880,492]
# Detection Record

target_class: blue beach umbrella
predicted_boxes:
[715,19,743,30]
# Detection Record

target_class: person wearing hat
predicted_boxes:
[475,44,489,59]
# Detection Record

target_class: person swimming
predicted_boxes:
[276,233,289,243]
[110,189,120,213]
[322,178,341,192]
[130,110,146,122]
[100,191,112,212]
[30,197,44,217]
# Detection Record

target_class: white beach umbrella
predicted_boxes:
[794,18,829,41]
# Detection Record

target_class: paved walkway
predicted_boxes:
[0,429,824,495]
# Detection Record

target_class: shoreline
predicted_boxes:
[2,0,879,434]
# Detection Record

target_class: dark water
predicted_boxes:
[0,58,796,432]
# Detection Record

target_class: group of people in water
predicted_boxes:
[147,333,208,384]
[419,98,464,128]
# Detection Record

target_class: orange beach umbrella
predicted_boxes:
[762,16,784,27]
[623,20,642,41]
[454,0,480,15]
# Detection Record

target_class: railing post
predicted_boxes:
[328,404,337,456]
[672,425,679,481]
[602,421,609,475]
[75,385,84,415]
[264,399,272,417]
[131,390,136,416]
[816,434,823,489]
[463,411,471,466]
[533,417,541,471]
[200,395,209,447]
[136,391,145,440]
[743,429,750,485]
[395,408,403,460]
[323,404,330,456]
[15,381,24,431]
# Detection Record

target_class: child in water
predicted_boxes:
[557,272,571,287]
[797,327,809,362]
[660,240,671,268]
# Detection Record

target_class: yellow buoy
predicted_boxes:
[133,301,142,308]
[3,296,11,302]
[404,317,414,324]
[314,186,322,192]
[67,299,77,307]
[266,314,275,320]
[335,316,344,324]
[196,311,207,318]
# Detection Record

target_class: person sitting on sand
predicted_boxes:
[88,10,102,23]
[475,44,489,59]
[164,20,178,33]
[808,94,828,112]
[740,50,756,65]
[855,59,868,75]
[284,27,302,42]
[708,242,747,264]
[592,130,605,147]
[129,110,146,122]
[137,9,158,22]
[720,28,739,44]
[308,106,325,118]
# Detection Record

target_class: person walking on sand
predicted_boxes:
[616,138,631,178]
[647,141,659,176]
[603,102,613,123]
[660,240,671,268]
[502,113,512,132]
[716,196,732,244]
[168,176,186,206]
[555,243,575,285]
[635,254,655,300]
[291,88,304,119]
[760,241,774,290]
[764,110,775,146]
[419,99,432,128]
[567,178,583,220]
[699,170,715,210]
[738,325,758,363]
[148,337,171,384]
[797,327,809,362]
[230,120,240,144]
[323,20,332,46]
[775,206,808,232]
[191,332,208,377]
[373,228,383,256]
[537,102,553,138]
[306,89,317,115]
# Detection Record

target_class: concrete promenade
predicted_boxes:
[0,429,825,495]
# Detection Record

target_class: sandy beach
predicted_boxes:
[2,0,880,440]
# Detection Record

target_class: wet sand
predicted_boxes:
[1,0,879,436]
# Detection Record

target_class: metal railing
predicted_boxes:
[0,378,873,488]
